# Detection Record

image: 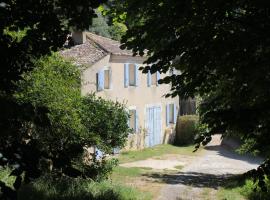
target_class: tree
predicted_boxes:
[1,53,129,199]
[88,8,127,41]
[0,0,107,198]
[110,0,270,189]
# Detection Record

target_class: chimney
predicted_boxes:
[72,31,86,45]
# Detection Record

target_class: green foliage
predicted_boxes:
[80,158,119,182]
[108,22,128,41]
[89,10,111,38]
[0,168,16,189]
[81,94,129,152]
[14,53,129,173]
[17,175,148,200]
[89,9,127,41]
[110,0,270,188]
[1,54,129,199]
[0,1,106,198]
[240,178,270,200]
[218,177,270,200]
[175,115,199,146]
[15,53,85,149]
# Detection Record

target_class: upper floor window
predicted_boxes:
[124,63,139,87]
[104,69,111,89]
[129,64,136,86]
[147,71,160,87]
[96,67,111,91]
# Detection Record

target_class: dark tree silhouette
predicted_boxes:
[0,0,106,199]
[111,0,270,189]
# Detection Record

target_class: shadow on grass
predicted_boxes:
[142,171,237,189]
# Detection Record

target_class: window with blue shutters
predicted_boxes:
[147,71,161,87]
[124,63,139,87]
[129,109,138,133]
[166,103,177,126]
[97,68,112,91]
[96,70,104,91]
[104,69,112,89]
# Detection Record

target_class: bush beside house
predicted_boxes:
[175,115,199,145]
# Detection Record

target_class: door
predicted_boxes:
[146,106,162,147]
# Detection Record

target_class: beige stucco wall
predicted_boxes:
[81,54,179,150]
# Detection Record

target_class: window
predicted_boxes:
[96,68,111,91]
[128,108,138,133]
[169,104,174,123]
[129,64,136,86]
[151,73,157,85]
[129,109,136,132]
[104,69,110,89]
[166,103,177,126]
[124,63,139,87]
[147,71,160,87]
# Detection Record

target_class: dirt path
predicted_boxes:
[156,135,263,200]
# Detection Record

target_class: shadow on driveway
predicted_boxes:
[204,144,263,165]
[142,171,234,189]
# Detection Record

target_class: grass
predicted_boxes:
[217,186,245,200]
[112,166,146,178]
[118,144,201,164]
[174,165,184,170]
[17,175,152,200]
[0,167,151,200]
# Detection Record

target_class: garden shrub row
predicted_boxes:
[174,115,199,145]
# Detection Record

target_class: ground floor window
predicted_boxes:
[166,103,177,125]
[129,109,136,132]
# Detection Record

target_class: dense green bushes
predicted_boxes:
[175,115,199,145]
[0,54,130,198]
[218,176,270,200]
[17,175,148,200]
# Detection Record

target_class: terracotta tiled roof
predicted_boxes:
[61,32,136,66]
[60,39,108,66]
[85,32,133,56]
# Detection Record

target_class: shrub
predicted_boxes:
[0,54,130,198]
[18,175,149,200]
[175,115,199,145]
[240,177,270,200]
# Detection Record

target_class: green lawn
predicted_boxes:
[118,144,202,164]
[0,167,151,200]
[216,177,270,200]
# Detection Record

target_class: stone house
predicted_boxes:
[61,32,179,150]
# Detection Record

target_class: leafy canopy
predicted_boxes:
[1,53,130,198]
[110,0,270,189]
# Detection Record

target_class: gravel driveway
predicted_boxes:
[157,135,263,200]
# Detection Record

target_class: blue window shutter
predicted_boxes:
[173,103,177,124]
[166,104,170,126]
[135,64,139,86]
[95,147,103,160]
[109,68,112,89]
[97,70,104,91]
[113,147,120,154]
[124,63,129,87]
[147,71,151,87]
[156,71,161,86]
[135,109,139,133]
